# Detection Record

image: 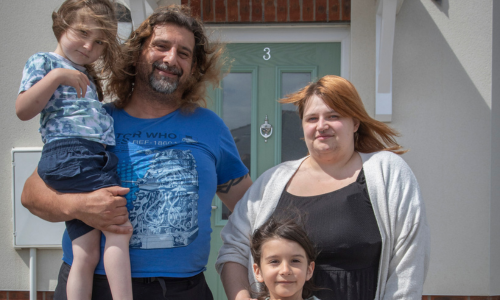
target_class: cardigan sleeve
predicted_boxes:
[215,169,269,275]
[378,153,431,300]
[215,159,304,275]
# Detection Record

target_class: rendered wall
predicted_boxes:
[351,0,495,295]
[490,0,500,296]
[0,0,64,291]
[350,0,376,116]
[392,0,493,295]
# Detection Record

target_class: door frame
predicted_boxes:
[205,24,351,79]
[207,25,351,226]
[204,25,350,300]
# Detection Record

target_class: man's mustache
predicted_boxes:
[152,62,183,77]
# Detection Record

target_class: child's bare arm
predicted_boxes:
[16,68,90,121]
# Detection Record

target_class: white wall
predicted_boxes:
[0,0,64,291]
[351,0,496,295]
[490,0,500,296]
[350,0,376,118]
[391,0,493,295]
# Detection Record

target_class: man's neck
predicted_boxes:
[124,87,181,119]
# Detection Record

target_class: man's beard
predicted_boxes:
[148,61,183,94]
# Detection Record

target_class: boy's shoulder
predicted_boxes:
[26,52,56,64]
[24,52,83,72]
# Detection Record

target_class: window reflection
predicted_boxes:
[281,73,311,162]
[115,3,133,44]
[221,73,252,220]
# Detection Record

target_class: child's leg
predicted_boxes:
[102,220,133,300]
[67,229,101,300]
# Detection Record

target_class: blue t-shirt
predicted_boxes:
[18,52,115,145]
[62,104,248,277]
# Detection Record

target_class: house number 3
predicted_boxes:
[263,47,271,60]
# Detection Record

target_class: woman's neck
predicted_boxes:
[306,149,359,179]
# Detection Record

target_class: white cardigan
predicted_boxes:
[216,151,430,300]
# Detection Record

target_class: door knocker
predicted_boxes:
[260,115,273,142]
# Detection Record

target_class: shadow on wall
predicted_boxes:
[431,0,450,17]
[393,0,491,296]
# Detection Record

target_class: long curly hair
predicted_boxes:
[52,0,121,101]
[108,5,225,111]
[280,75,406,154]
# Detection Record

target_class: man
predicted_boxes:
[21,5,252,300]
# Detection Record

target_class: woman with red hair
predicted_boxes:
[216,75,430,300]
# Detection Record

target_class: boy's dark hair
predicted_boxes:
[250,213,318,299]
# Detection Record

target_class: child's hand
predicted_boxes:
[52,68,90,98]
[16,67,92,121]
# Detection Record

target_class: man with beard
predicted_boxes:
[21,5,252,300]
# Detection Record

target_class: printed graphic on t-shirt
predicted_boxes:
[118,146,199,249]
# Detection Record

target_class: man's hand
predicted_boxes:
[73,186,132,234]
[21,169,132,234]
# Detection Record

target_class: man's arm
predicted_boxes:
[21,169,132,233]
[216,173,252,212]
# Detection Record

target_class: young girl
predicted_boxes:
[16,1,132,299]
[251,215,320,300]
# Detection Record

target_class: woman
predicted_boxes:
[216,75,430,300]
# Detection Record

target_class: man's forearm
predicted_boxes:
[217,174,252,212]
[21,169,132,234]
[21,169,76,222]
[221,262,255,300]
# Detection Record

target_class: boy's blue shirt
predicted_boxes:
[18,52,115,145]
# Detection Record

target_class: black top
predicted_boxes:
[274,169,382,300]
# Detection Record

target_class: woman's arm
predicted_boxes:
[220,262,256,300]
[216,175,262,300]
[383,213,429,300]
[367,152,430,300]
[21,169,132,234]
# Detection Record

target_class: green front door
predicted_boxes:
[204,42,341,300]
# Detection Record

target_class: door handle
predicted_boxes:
[260,115,273,142]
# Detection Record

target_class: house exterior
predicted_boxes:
[0,0,499,299]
